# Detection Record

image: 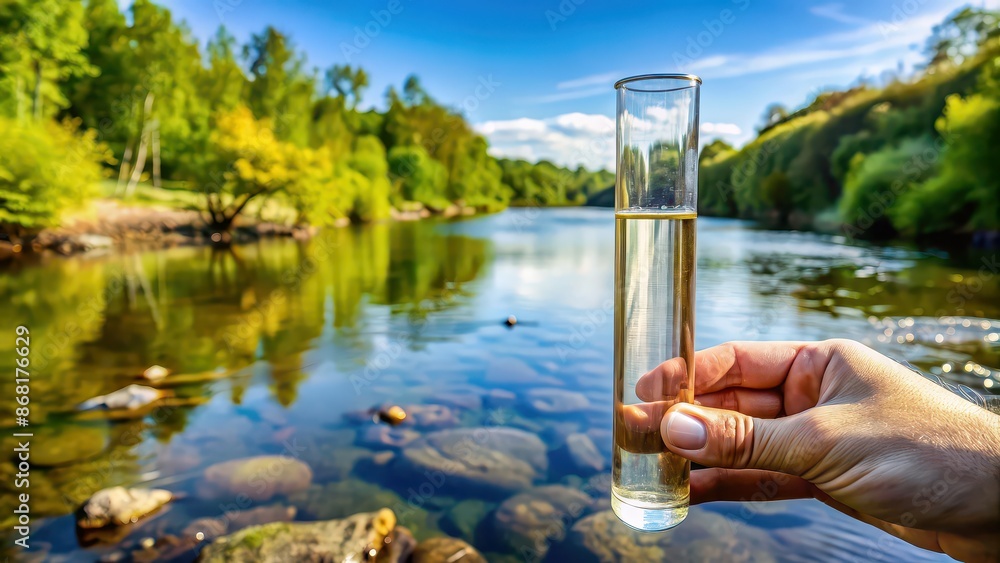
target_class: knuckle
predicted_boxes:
[716,412,753,468]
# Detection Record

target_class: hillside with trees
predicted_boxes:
[698,7,999,243]
[0,0,610,239]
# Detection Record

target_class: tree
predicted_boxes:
[700,139,735,161]
[388,145,448,208]
[0,0,94,120]
[0,117,109,236]
[324,64,368,109]
[201,106,299,232]
[202,26,246,113]
[243,26,314,146]
[925,7,1000,69]
[348,135,392,221]
[892,67,1000,235]
[758,103,788,132]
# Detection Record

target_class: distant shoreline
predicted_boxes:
[0,199,499,260]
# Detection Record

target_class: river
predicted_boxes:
[1,208,997,561]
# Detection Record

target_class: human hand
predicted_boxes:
[635,339,1000,563]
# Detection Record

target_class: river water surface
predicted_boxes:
[1,208,998,561]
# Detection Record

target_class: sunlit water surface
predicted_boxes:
[1,208,997,561]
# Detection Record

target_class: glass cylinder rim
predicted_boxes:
[614,74,702,92]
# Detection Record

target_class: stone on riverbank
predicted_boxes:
[199,456,312,502]
[410,537,487,563]
[77,487,172,528]
[197,508,397,563]
[397,427,547,497]
[141,365,170,382]
[493,485,592,559]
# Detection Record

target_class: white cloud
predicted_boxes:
[475,113,615,170]
[701,122,742,136]
[477,113,743,170]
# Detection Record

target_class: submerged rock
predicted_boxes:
[289,479,402,521]
[434,392,483,411]
[524,388,589,415]
[485,357,562,387]
[397,427,548,497]
[411,537,487,563]
[199,456,312,502]
[493,485,592,559]
[289,479,438,540]
[441,499,494,542]
[563,433,606,475]
[77,487,172,529]
[183,505,297,542]
[386,526,418,563]
[555,509,777,562]
[78,385,167,411]
[406,404,460,429]
[359,425,421,449]
[198,509,396,563]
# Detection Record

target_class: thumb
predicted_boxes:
[660,403,804,475]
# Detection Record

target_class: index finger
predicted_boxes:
[635,341,815,401]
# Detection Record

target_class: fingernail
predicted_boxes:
[665,411,707,450]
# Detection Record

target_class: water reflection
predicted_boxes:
[0,209,994,561]
[0,222,491,551]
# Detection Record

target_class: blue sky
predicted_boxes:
[158,0,996,170]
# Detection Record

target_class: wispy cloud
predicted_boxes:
[529,86,610,103]
[556,71,621,90]
[691,9,956,79]
[809,3,872,26]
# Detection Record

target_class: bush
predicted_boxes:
[387,145,448,209]
[838,136,939,236]
[892,90,1000,235]
[0,117,108,234]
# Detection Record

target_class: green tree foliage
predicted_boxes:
[0,0,94,120]
[244,26,314,146]
[838,136,939,236]
[0,118,109,234]
[700,6,999,239]
[0,0,613,234]
[201,106,299,230]
[502,159,612,206]
[388,145,449,209]
[892,69,1000,235]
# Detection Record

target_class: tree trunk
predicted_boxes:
[32,60,42,120]
[125,92,155,198]
[116,142,134,195]
[15,76,24,121]
[151,119,162,189]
